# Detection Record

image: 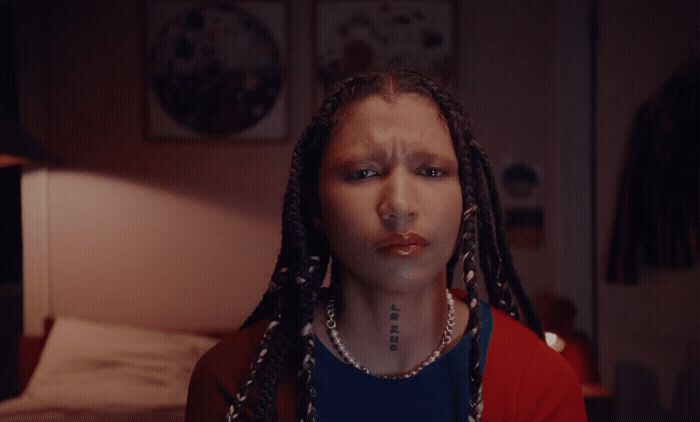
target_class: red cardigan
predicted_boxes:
[186,301,587,421]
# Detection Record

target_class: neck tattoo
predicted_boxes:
[325,289,456,379]
[389,304,400,352]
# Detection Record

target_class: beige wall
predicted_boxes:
[597,0,699,413]
[17,0,310,333]
[18,0,564,337]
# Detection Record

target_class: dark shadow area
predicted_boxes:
[612,360,698,421]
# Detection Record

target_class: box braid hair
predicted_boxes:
[228,68,543,422]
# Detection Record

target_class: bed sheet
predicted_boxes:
[0,397,185,422]
[0,316,219,421]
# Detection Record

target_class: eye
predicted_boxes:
[417,167,446,177]
[345,169,379,181]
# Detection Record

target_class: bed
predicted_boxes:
[0,316,221,421]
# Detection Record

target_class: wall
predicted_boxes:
[18,0,311,334]
[597,0,699,418]
[17,0,567,339]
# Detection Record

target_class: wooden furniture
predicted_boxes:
[17,317,53,393]
[583,384,615,422]
[0,283,22,400]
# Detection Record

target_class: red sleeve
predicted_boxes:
[185,351,233,422]
[483,308,587,422]
[185,322,267,422]
[516,338,587,421]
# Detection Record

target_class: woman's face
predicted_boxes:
[318,93,463,293]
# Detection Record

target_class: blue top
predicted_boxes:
[314,302,493,422]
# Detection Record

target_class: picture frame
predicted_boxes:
[498,160,545,249]
[144,0,290,142]
[313,0,458,104]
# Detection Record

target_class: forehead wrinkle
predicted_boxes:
[327,93,454,165]
[337,137,454,165]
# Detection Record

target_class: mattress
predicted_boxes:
[0,316,218,422]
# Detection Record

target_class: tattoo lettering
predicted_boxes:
[390,304,400,320]
[389,305,400,351]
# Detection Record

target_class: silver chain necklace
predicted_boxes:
[325,289,456,379]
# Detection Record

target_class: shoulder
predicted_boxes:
[193,320,268,390]
[203,320,268,373]
[482,308,587,421]
[488,307,547,364]
[185,320,268,422]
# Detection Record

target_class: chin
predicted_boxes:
[365,267,445,294]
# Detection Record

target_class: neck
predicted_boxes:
[332,272,450,376]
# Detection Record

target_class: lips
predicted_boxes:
[375,232,430,257]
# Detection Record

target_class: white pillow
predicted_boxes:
[23,317,218,408]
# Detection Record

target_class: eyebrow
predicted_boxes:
[332,147,457,169]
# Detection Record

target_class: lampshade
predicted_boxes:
[0,117,52,168]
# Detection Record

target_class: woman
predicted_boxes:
[186,69,586,421]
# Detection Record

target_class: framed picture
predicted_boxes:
[144,0,289,142]
[313,0,458,103]
[498,160,545,249]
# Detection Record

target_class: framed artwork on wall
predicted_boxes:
[144,0,289,142]
[498,160,545,249]
[313,0,458,104]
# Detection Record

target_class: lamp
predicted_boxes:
[0,117,51,168]
[533,289,598,384]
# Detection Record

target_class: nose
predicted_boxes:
[377,167,418,230]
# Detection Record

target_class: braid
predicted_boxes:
[423,72,545,419]
[230,115,331,421]
[465,276,483,422]
[468,146,499,299]
[460,162,484,422]
[287,84,358,422]
[422,78,484,421]
[471,143,544,337]
[227,318,282,421]
[239,260,286,330]
[255,324,288,421]
[233,83,354,421]
[295,256,327,422]
[271,122,327,421]
[468,144,519,319]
